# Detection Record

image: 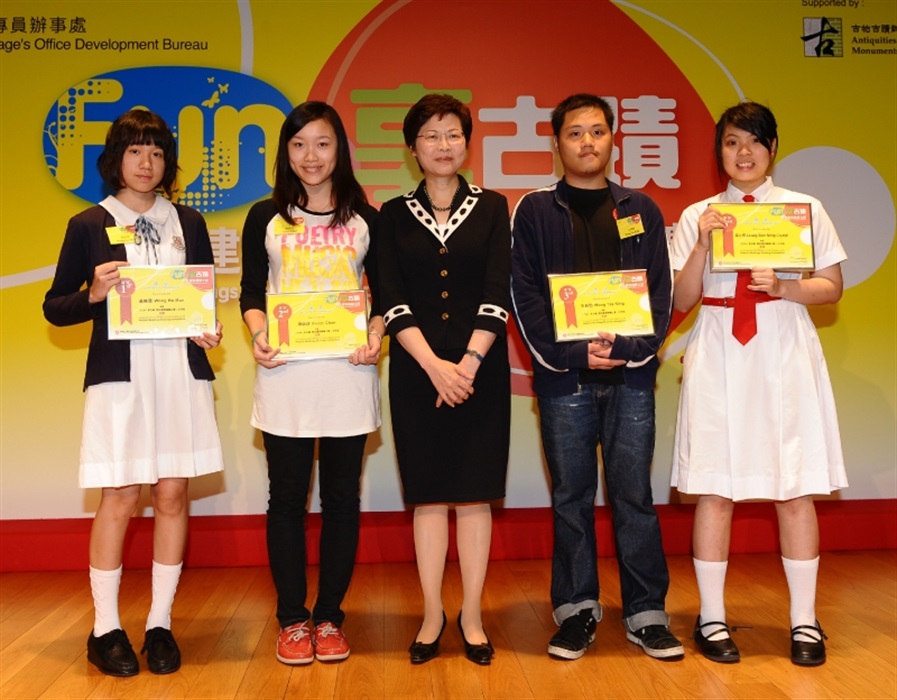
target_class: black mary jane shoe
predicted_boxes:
[458,612,495,666]
[791,622,827,667]
[87,628,139,677]
[141,627,182,674]
[409,612,447,665]
[693,616,740,664]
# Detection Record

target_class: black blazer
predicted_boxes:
[378,178,511,350]
[44,203,216,390]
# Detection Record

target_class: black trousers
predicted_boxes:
[262,431,366,628]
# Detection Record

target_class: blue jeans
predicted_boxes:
[538,383,670,631]
[263,432,366,628]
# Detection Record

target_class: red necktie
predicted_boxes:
[732,194,762,345]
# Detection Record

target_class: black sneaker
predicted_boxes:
[626,624,685,660]
[547,609,597,660]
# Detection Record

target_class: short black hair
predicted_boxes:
[97,109,179,198]
[714,101,778,174]
[551,94,615,136]
[402,93,472,148]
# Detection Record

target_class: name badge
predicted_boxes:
[616,214,645,239]
[106,226,135,245]
[617,214,645,239]
[274,217,306,235]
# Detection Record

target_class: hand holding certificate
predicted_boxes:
[266,290,368,360]
[710,202,815,271]
[548,269,654,341]
[107,265,217,339]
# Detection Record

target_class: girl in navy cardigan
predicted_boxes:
[44,109,224,677]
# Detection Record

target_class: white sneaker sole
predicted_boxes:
[625,631,685,660]
[276,650,314,665]
[547,633,595,660]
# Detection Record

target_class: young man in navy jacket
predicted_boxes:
[511,93,682,662]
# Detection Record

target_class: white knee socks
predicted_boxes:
[783,555,820,642]
[90,565,123,637]
[146,561,183,631]
[693,558,730,640]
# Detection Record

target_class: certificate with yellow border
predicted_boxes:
[107,265,216,339]
[710,202,815,271]
[548,269,654,340]
[267,290,368,360]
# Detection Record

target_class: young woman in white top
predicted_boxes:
[239,101,384,666]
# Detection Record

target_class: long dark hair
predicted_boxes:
[97,109,179,198]
[272,101,367,226]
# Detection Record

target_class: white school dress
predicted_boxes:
[670,177,848,501]
[79,195,224,488]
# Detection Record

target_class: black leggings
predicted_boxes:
[262,432,367,627]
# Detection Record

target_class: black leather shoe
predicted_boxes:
[693,616,740,663]
[458,612,494,666]
[141,627,182,674]
[791,622,827,666]
[409,612,446,665]
[87,629,139,676]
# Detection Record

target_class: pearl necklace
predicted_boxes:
[423,182,460,213]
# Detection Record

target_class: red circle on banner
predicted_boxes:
[311,0,719,395]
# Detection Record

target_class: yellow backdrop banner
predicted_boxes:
[1,0,894,520]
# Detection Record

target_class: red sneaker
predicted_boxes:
[314,622,350,661]
[276,621,314,665]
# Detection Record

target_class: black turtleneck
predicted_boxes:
[566,183,623,386]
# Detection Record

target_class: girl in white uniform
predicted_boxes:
[44,110,224,677]
[670,102,847,667]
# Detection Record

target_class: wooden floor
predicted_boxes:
[1,551,895,699]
